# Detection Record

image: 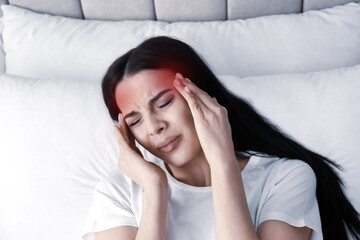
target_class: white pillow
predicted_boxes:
[0,65,359,240]
[2,3,360,82]
[218,66,360,213]
[0,16,5,73]
[0,74,118,240]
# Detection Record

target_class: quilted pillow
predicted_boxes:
[2,3,360,82]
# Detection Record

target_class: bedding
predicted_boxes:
[1,1,360,239]
[0,74,116,239]
[82,155,323,240]
[0,63,359,239]
[218,66,360,212]
[1,3,360,82]
[0,16,4,73]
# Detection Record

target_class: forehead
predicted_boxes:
[114,69,176,112]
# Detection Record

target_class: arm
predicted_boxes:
[135,181,168,240]
[172,74,315,239]
[210,153,258,240]
[210,153,312,240]
[95,180,168,240]
[95,113,169,239]
[258,220,312,240]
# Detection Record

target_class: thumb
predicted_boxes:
[112,125,122,143]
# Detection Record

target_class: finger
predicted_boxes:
[173,73,212,114]
[212,96,221,106]
[113,113,131,146]
[173,74,210,122]
[113,114,125,142]
[113,123,125,147]
[175,73,220,111]
[119,113,138,147]
[182,76,225,112]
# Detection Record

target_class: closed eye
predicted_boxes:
[130,119,140,127]
[129,96,174,127]
[159,97,174,108]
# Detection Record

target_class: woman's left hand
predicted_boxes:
[173,72,236,167]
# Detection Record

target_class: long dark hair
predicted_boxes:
[101,36,360,240]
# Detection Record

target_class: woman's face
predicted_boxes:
[114,68,203,167]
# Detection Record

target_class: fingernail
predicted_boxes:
[174,78,181,86]
[176,72,183,79]
[185,78,191,83]
[185,86,191,93]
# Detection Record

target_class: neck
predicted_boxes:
[164,151,249,187]
[164,151,212,187]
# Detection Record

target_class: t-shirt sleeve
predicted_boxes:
[258,160,323,240]
[81,175,138,240]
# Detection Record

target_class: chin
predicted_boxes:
[164,149,198,168]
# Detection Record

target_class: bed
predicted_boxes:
[0,0,359,239]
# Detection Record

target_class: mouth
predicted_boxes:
[157,135,182,153]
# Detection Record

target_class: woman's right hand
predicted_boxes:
[112,113,168,191]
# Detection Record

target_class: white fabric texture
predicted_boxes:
[218,65,360,214]
[2,3,360,82]
[81,155,323,240]
[0,74,118,240]
[1,63,359,239]
[0,16,5,73]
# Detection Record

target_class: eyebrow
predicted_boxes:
[123,89,172,120]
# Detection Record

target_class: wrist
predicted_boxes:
[208,152,238,170]
[143,181,169,201]
[142,174,169,192]
[138,161,168,188]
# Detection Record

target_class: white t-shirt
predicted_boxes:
[82,153,323,240]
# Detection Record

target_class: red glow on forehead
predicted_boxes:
[115,89,131,114]
[114,69,177,115]
[153,72,172,89]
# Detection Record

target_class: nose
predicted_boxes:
[146,113,166,136]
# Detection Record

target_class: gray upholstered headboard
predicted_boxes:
[0,0,358,20]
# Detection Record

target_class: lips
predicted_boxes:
[157,135,181,150]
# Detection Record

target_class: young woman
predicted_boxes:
[82,36,360,240]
